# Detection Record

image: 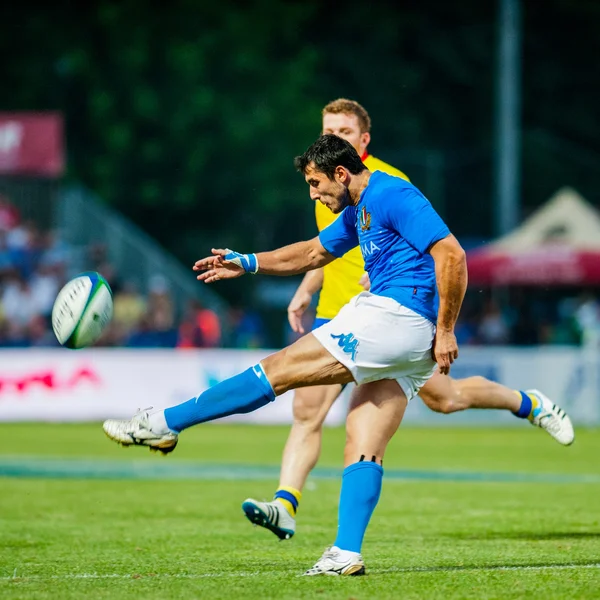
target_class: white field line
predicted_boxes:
[3,563,600,581]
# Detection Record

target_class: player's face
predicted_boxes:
[322,112,370,157]
[304,163,350,214]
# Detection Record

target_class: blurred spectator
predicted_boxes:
[126,313,178,348]
[574,293,600,333]
[6,220,44,279]
[39,229,70,269]
[147,275,176,337]
[477,299,510,345]
[574,293,600,346]
[86,241,117,287]
[228,306,267,349]
[0,321,30,347]
[29,263,61,317]
[0,230,13,275]
[1,273,40,327]
[453,297,479,345]
[28,314,59,347]
[112,281,147,338]
[87,241,109,270]
[126,314,160,347]
[125,275,178,347]
[177,299,222,348]
[455,316,478,345]
[0,194,20,231]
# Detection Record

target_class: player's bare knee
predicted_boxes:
[438,397,459,414]
[422,393,457,414]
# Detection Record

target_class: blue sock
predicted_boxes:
[513,390,533,419]
[334,461,383,553]
[164,364,275,432]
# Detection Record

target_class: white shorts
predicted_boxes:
[312,292,437,401]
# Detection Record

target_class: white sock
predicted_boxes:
[330,546,361,560]
[148,410,174,434]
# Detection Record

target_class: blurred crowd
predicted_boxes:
[0,195,269,349]
[0,196,69,347]
[1,194,599,350]
[456,290,600,346]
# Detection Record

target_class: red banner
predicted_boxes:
[0,112,64,177]
[467,248,600,286]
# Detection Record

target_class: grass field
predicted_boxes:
[1,422,600,599]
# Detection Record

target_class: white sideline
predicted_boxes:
[3,563,600,580]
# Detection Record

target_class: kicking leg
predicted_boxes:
[420,373,574,445]
[305,379,407,576]
[102,333,353,453]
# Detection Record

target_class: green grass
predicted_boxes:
[1,423,600,599]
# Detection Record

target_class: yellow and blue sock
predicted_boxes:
[164,364,275,432]
[512,390,540,421]
[333,460,383,553]
[274,486,302,516]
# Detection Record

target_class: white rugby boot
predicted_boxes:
[303,546,366,576]
[526,389,575,446]
[241,498,296,540]
[103,408,178,454]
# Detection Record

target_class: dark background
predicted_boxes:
[1,1,598,345]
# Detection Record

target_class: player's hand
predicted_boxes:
[432,328,458,375]
[193,248,251,283]
[287,290,312,334]
[359,272,371,291]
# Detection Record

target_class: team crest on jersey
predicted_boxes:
[359,206,371,231]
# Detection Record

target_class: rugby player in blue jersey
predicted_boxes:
[103,135,573,576]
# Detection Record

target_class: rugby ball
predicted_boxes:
[51,272,113,349]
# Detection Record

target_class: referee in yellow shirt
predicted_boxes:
[314,101,410,325]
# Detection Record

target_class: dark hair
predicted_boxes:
[294,134,366,179]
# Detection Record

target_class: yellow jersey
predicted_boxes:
[315,154,410,319]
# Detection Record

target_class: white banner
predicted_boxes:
[0,348,348,425]
[0,347,598,424]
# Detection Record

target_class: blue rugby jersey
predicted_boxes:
[319,171,450,322]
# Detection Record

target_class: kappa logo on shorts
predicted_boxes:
[330,332,359,361]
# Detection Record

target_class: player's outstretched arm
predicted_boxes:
[193,237,334,284]
[429,234,467,374]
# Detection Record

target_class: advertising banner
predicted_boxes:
[0,347,598,425]
[0,113,64,177]
[0,348,348,425]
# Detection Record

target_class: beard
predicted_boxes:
[331,187,351,214]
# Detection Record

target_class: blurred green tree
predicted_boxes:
[1,0,598,253]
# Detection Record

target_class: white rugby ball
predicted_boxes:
[52,272,113,349]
